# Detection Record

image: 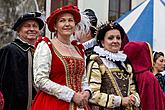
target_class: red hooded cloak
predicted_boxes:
[124,41,165,110]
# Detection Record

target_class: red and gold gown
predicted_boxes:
[31,37,90,110]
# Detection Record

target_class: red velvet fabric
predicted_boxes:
[124,41,165,110]
[46,4,80,32]
[31,37,90,110]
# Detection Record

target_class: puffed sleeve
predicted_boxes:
[33,41,75,102]
[88,61,122,108]
[81,69,91,91]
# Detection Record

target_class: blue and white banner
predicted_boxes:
[116,0,165,54]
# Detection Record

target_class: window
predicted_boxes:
[51,0,77,12]
[108,0,131,21]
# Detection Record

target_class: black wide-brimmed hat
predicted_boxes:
[12,12,44,31]
[84,9,97,27]
[84,9,98,37]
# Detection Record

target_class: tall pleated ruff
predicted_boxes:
[31,38,90,110]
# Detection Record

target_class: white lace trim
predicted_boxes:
[93,46,127,62]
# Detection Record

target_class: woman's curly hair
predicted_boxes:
[153,51,164,63]
[96,22,127,47]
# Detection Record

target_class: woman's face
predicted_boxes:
[155,55,165,72]
[101,29,122,53]
[54,13,76,38]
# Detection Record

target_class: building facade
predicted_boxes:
[45,0,145,37]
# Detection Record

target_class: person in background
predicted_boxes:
[163,59,165,75]
[124,41,165,110]
[0,12,44,110]
[76,9,98,44]
[164,61,165,92]
[162,59,165,86]
[164,69,165,93]
[75,9,98,58]
[151,51,165,92]
[74,11,91,43]
[87,22,140,110]
[30,4,91,110]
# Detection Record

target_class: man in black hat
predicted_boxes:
[84,9,97,39]
[80,9,98,58]
[0,12,44,110]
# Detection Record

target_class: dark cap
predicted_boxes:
[12,12,44,31]
[84,9,97,27]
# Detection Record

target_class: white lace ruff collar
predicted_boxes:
[93,46,127,62]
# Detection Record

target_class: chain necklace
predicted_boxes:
[54,38,80,58]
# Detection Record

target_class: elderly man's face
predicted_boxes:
[17,20,40,45]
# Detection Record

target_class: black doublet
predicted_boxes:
[0,38,36,110]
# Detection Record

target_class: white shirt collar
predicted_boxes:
[16,36,34,47]
[93,46,127,62]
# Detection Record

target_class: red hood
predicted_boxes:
[124,42,153,73]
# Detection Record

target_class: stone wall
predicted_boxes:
[0,0,45,47]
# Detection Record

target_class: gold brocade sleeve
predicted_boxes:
[87,61,118,108]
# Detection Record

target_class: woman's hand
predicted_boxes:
[128,94,136,105]
[121,95,135,107]
[72,92,84,106]
[80,90,90,107]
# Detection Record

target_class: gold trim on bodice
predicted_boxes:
[105,68,131,97]
[52,45,84,92]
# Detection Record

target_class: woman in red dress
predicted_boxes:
[31,4,91,110]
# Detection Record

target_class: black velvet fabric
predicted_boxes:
[0,38,36,110]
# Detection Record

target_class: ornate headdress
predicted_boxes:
[96,21,129,49]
